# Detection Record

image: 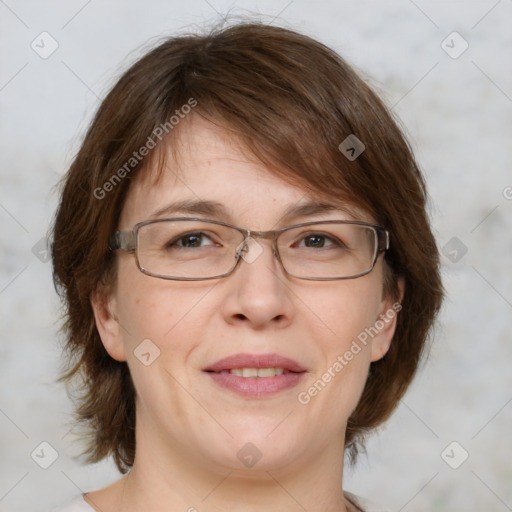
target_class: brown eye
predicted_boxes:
[166,231,218,249]
[295,232,345,249]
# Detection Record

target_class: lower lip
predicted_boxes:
[205,371,306,398]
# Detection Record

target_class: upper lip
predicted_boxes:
[203,353,307,373]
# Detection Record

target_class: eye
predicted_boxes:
[295,232,344,249]
[168,231,218,249]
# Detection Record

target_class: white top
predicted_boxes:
[50,492,391,512]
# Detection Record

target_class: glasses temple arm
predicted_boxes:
[108,230,136,251]
[377,229,390,252]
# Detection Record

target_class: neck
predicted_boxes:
[118,415,351,512]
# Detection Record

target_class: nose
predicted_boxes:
[220,237,294,329]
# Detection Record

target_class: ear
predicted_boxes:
[90,286,127,362]
[370,277,405,362]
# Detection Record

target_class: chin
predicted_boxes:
[202,427,303,472]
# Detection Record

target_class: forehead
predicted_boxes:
[119,116,372,228]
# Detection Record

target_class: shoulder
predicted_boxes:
[345,491,392,512]
[49,494,94,512]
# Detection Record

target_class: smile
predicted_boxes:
[220,367,288,377]
[203,353,307,397]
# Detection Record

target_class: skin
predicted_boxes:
[89,115,403,512]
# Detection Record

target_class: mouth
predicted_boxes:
[203,353,307,398]
[210,367,294,377]
[203,352,307,374]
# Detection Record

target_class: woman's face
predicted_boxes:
[93,116,400,474]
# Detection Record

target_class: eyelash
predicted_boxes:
[167,231,344,250]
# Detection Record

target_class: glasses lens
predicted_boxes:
[136,220,244,279]
[278,223,378,279]
[135,220,379,280]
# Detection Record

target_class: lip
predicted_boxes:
[203,353,307,398]
[203,353,307,373]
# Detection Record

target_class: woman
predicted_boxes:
[50,22,443,512]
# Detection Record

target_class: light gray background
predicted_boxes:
[1,1,511,511]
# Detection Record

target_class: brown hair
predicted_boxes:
[51,21,443,473]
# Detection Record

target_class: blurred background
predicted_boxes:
[1,1,511,511]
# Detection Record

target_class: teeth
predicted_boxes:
[242,368,258,378]
[228,367,285,377]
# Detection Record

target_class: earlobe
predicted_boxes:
[90,287,127,362]
[370,277,405,362]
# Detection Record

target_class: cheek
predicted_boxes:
[114,260,212,358]
[302,278,382,409]
[310,275,382,345]
[112,268,199,403]
[113,261,175,348]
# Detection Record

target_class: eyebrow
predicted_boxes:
[148,199,359,224]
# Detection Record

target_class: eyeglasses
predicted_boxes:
[109,218,389,281]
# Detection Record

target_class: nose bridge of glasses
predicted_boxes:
[245,228,279,239]
[236,229,279,262]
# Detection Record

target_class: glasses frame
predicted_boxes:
[109,217,390,281]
